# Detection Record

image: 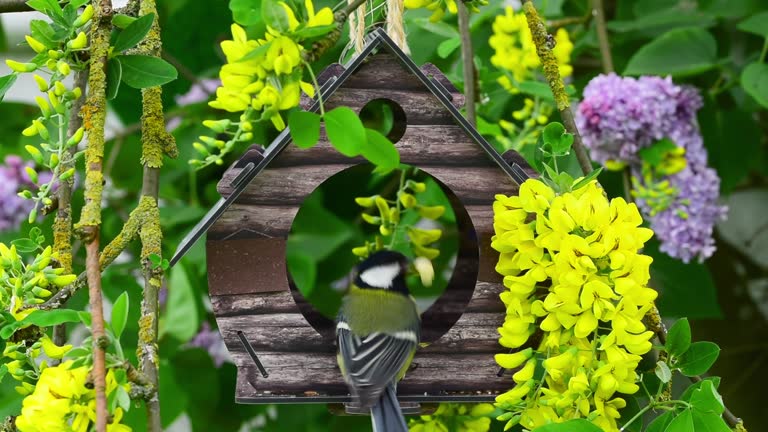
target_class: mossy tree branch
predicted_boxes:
[75,0,113,429]
[135,1,175,431]
[521,0,592,177]
[522,1,744,428]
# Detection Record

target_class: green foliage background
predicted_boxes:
[1,0,767,430]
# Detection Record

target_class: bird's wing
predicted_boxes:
[337,321,418,404]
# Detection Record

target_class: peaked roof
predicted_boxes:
[170,28,531,267]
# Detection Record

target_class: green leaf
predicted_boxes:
[293,24,337,39]
[666,318,692,357]
[111,14,137,29]
[111,291,129,339]
[737,11,768,37]
[655,360,672,383]
[608,9,716,34]
[238,41,272,62]
[11,238,38,253]
[412,18,460,38]
[571,168,603,190]
[0,74,17,102]
[741,62,768,109]
[106,58,122,100]
[229,0,261,26]
[324,107,365,157]
[690,380,725,414]
[677,341,720,376]
[286,252,316,295]
[645,411,675,432]
[262,0,290,33]
[26,0,62,16]
[517,80,555,101]
[0,309,82,339]
[542,122,573,155]
[437,38,461,58]
[29,20,57,46]
[162,265,200,343]
[665,409,694,432]
[117,55,178,89]
[691,411,731,432]
[288,111,321,149]
[531,419,602,431]
[639,138,678,166]
[113,12,155,52]
[624,27,717,77]
[362,129,400,174]
[78,311,91,326]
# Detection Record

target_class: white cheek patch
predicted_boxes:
[359,263,401,288]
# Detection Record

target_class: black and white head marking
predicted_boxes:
[354,250,409,294]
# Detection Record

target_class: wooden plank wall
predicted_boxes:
[206,54,537,402]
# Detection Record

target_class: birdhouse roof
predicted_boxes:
[170,28,530,267]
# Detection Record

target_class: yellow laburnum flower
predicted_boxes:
[304,0,333,27]
[489,7,573,92]
[491,178,658,431]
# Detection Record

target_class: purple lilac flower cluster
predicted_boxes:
[0,156,37,232]
[577,74,727,263]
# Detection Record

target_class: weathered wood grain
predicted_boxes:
[208,204,493,240]
[210,281,504,318]
[268,125,503,169]
[219,165,519,206]
[232,351,510,395]
[207,238,288,296]
[323,88,456,125]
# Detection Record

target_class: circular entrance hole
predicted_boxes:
[359,99,408,143]
[285,164,479,343]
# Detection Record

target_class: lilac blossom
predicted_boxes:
[188,321,231,367]
[0,156,36,232]
[576,73,727,262]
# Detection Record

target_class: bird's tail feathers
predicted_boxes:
[370,385,408,432]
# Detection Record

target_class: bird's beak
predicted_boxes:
[412,257,434,287]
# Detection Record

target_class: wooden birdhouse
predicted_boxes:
[170,29,536,409]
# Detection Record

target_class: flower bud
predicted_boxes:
[25,166,39,184]
[5,59,36,73]
[33,74,49,91]
[28,208,37,224]
[73,5,94,27]
[354,196,375,207]
[71,87,82,99]
[241,121,253,131]
[67,126,84,147]
[33,119,49,140]
[202,119,230,133]
[59,167,75,180]
[25,35,46,53]
[52,274,77,286]
[56,60,71,77]
[32,287,52,297]
[48,90,62,113]
[193,142,209,156]
[22,124,38,137]
[67,32,88,50]
[495,348,533,369]
[352,246,369,258]
[54,81,67,96]
[25,145,43,164]
[49,153,59,168]
[47,49,62,60]
[46,58,57,70]
[18,190,33,199]
[240,132,253,141]
[361,213,380,225]
[34,96,51,117]
[417,205,445,220]
[398,192,417,209]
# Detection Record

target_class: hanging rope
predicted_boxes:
[348,0,366,55]
[386,0,410,54]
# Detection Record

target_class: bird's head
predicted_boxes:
[354,250,434,295]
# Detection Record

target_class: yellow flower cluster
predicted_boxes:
[1,244,77,321]
[15,361,130,432]
[404,0,488,22]
[209,0,333,130]
[496,98,554,151]
[4,334,72,395]
[408,403,495,432]
[489,7,573,92]
[491,179,657,431]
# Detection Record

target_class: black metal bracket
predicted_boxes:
[237,331,268,378]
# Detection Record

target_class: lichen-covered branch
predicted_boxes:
[135,1,174,430]
[75,1,113,431]
[521,0,592,176]
[457,1,477,126]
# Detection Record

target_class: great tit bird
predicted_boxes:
[336,250,433,432]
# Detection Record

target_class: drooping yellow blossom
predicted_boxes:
[15,361,131,432]
[489,7,573,92]
[408,403,495,432]
[491,179,657,431]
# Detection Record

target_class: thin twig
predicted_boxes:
[521,0,592,176]
[76,1,113,430]
[457,0,476,127]
[591,0,614,74]
[136,1,176,430]
[0,0,31,13]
